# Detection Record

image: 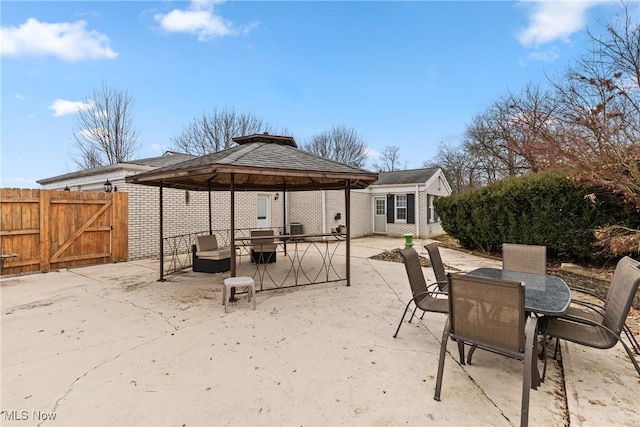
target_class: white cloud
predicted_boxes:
[151,144,163,151]
[154,0,256,41]
[517,0,602,47]
[49,99,94,117]
[365,147,380,160]
[525,47,560,62]
[14,94,25,100]
[0,18,118,61]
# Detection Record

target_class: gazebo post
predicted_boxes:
[345,182,351,287]
[158,185,165,282]
[230,174,236,300]
[230,173,236,278]
[282,189,287,256]
[208,185,212,235]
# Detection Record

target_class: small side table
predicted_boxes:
[222,277,256,313]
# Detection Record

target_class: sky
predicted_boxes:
[1,0,631,188]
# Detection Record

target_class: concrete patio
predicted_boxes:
[1,236,638,426]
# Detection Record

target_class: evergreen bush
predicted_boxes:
[435,172,638,262]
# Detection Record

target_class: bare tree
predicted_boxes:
[171,108,284,155]
[300,125,368,167]
[463,108,526,179]
[372,145,402,171]
[547,2,640,255]
[71,83,139,169]
[424,142,484,193]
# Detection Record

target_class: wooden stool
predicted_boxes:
[222,277,256,313]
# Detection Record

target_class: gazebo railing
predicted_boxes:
[235,233,346,290]
[162,227,284,277]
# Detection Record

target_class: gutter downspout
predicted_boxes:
[321,190,326,236]
[415,184,420,238]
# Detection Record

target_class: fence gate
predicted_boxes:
[0,188,128,276]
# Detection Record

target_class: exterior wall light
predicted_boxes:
[104,179,113,193]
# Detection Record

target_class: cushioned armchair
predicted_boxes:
[192,235,231,273]
[250,229,277,264]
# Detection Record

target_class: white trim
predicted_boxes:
[424,168,452,195]
[321,190,327,234]
[415,184,420,237]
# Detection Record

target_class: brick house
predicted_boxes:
[38,146,450,261]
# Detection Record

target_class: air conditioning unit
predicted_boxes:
[290,222,303,235]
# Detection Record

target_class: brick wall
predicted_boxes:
[287,190,371,237]
[121,184,281,259]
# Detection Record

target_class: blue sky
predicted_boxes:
[1,0,627,188]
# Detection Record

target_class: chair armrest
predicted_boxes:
[545,312,624,340]
[569,298,606,315]
[412,289,447,302]
[570,286,606,303]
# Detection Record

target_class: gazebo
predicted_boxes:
[125,133,378,285]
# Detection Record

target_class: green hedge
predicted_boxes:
[434,172,638,262]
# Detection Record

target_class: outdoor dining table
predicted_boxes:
[466,267,572,389]
[467,268,571,316]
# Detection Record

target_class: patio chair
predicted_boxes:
[503,243,547,275]
[540,257,640,377]
[559,256,640,357]
[250,229,277,264]
[434,273,538,427]
[192,235,231,273]
[424,243,448,292]
[393,247,449,338]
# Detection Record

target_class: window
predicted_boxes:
[375,199,385,215]
[396,195,407,221]
[428,195,440,223]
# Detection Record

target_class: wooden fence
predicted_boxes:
[0,188,128,276]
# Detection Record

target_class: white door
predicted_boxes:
[373,197,386,233]
[257,194,271,228]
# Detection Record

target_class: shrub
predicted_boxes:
[435,172,637,262]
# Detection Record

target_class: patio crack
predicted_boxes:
[456,359,514,426]
[84,288,180,331]
[39,332,170,427]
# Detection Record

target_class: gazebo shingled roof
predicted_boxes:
[124,134,378,284]
[126,134,378,191]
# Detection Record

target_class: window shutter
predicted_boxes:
[434,195,440,222]
[386,194,394,223]
[407,193,415,224]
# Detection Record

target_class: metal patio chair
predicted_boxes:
[424,243,448,292]
[503,243,547,275]
[434,272,538,427]
[393,247,448,338]
[540,256,640,377]
[558,256,640,356]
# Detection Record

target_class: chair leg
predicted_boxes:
[434,317,451,401]
[457,341,466,366]
[622,323,640,354]
[393,301,412,338]
[618,336,640,377]
[520,319,537,427]
[541,334,549,382]
[466,344,477,365]
[408,305,419,323]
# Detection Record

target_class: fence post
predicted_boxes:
[39,190,51,272]
[112,192,128,261]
